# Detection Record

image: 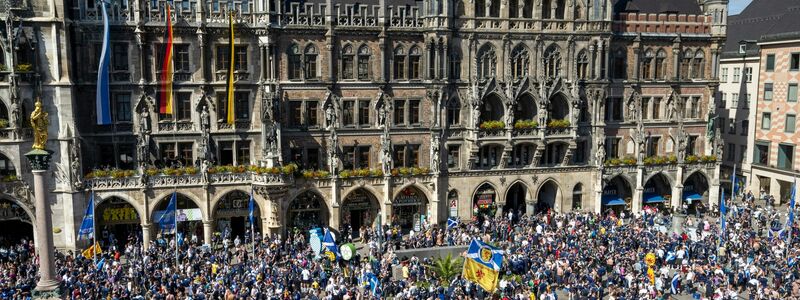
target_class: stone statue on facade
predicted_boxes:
[200,105,211,134]
[139,107,151,134]
[30,98,48,150]
[70,138,83,189]
[596,138,605,165]
[328,130,339,173]
[666,95,677,121]
[430,132,440,173]
[266,125,278,155]
[676,132,687,163]
[626,93,637,122]
[380,129,392,174]
[325,103,337,130]
[378,102,388,128]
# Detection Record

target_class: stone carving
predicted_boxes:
[70,138,82,189]
[200,105,211,134]
[139,107,151,134]
[626,91,638,122]
[430,132,441,173]
[676,131,687,163]
[328,130,339,173]
[53,163,69,187]
[265,125,278,154]
[380,129,392,175]
[596,138,605,165]
[666,93,677,121]
[10,100,20,138]
[30,98,48,150]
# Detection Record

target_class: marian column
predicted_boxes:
[25,98,60,297]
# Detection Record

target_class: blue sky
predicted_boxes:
[729,0,752,14]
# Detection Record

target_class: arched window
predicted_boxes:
[341,44,355,80]
[555,0,566,19]
[572,184,583,210]
[476,0,485,17]
[409,46,422,79]
[642,97,650,120]
[655,49,667,80]
[542,0,552,19]
[450,50,462,80]
[543,46,562,78]
[304,44,318,79]
[489,0,500,17]
[288,44,302,80]
[509,0,519,17]
[428,43,436,79]
[522,0,533,18]
[691,98,700,119]
[511,46,530,80]
[357,45,371,80]
[577,50,589,80]
[641,49,654,80]
[574,3,583,19]
[393,46,406,80]
[477,45,497,80]
[680,49,693,79]
[652,97,661,119]
[447,97,461,126]
[613,48,626,79]
[692,50,705,79]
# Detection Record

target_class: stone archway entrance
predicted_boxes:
[603,176,633,215]
[392,186,428,232]
[0,198,33,246]
[536,181,560,214]
[504,182,527,221]
[287,191,328,232]
[96,197,141,249]
[643,173,672,210]
[214,191,260,241]
[684,172,710,212]
[153,193,203,239]
[473,183,497,222]
[341,188,380,237]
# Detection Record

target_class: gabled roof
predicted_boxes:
[613,0,703,15]
[723,0,800,56]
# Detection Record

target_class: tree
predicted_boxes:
[424,253,464,287]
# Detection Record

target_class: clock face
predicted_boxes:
[341,244,353,260]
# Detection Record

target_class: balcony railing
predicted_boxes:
[84,171,286,191]
[478,129,506,138]
[511,127,539,137]
[544,127,570,136]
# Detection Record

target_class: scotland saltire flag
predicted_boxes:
[248,192,255,226]
[671,273,680,294]
[720,189,726,240]
[158,192,177,234]
[367,273,380,296]
[447,217,459,230]
[322,229,339,257]
[77,192,95,241]
[95,0,111,125]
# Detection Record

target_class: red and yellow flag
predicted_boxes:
[81,242,102,259]
[159,4,174,115]
[225,12,236,124]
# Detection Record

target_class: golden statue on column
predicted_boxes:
[31,98,49,150]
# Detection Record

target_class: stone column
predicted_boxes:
[672,167,684,211]
[383,177,393,227]
[710,163,722,208]
[594,172,603,214]
[632,167,643,215]
[141,223,152,248]
[26,149,60,297]
[203,220,213,245]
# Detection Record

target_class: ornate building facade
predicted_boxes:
[0,0,727,249]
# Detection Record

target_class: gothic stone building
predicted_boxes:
[0,0,727,249]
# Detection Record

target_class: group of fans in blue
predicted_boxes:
[0,190,799,299]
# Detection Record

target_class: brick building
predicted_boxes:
[0,0,726,249]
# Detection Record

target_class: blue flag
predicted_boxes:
[95,0,112,125]
[322,229,339,257]
[789,178,796,230]
[447,217,459,230]
[96,258,105,271]
[159,192,177,234]
[720,189,726,241]
[77,192,95,241]
[248,192,255,226]
[671,273,680,294]
[367,272,380,296]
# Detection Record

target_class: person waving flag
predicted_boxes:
[463,239,503,292]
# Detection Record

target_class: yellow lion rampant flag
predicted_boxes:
[82,242,102,259]
[463,239,503,292]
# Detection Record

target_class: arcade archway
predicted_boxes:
[504,182,528,220]
[0,199,33,246]
[213,191,260,240]
[684,172,710,211]
[341,188,380,237]
[392,186,429,231]
[548,93,570,120]
[480,94,505,123]
[603,176,633,215]
[473,183,498,221]
[536,180,560,214]
[153,193,203,240]
[643,173,672,210]
[287,190,328,231]
[96,196,141,249]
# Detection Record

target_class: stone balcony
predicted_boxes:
[84,171,288,191]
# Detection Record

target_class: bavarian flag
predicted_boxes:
[463,239,503,292]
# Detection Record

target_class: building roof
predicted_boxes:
[612,0,702,15]
[723,0,800,57]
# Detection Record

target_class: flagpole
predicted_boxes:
[92,190,97,264]
[250,187,255,262]
[174,191,178,267]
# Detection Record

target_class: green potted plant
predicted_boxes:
[479,120,505,130]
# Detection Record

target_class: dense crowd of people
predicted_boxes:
[1,192,799,299]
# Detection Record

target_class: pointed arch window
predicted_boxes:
[577,51,589,80]
[304,44,318,79]
[288,44,302,80]
[447,98,461,126]
[511,46,530,80]
[641,49,654,80]
[357,45,371,80]
[692,50,705,79]
[572,184,583,210]
[477,46,497,80]
[543,46,562,78]
[393,46,406,80]
[613,48,627,79]
[409,46,422,79]
[655,49,667,80]
[341,44,355,80]
[680,49,693,80]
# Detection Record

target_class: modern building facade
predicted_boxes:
[0,0,726,250]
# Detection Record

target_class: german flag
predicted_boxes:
[159,3,174,115]
[225,12,236,124]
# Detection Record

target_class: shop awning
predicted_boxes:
[602,195,627,206]
[683,192,703,202]
[644,193,665,203]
